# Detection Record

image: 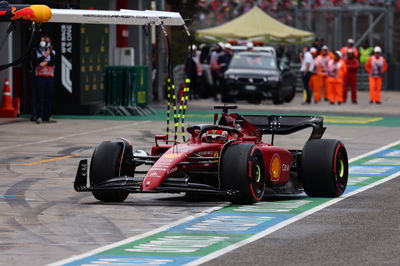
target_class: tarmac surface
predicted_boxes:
[150,90,400,117]
[0,90,399,265]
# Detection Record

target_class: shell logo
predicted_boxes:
[270,154,281,180]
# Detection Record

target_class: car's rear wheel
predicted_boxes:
[302,139,348,197]
[90,140,129,202]
[221,144,265,204]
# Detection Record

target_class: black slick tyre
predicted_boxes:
[302,139,348,197]
[90,140,129,202]
[221,143,265,204]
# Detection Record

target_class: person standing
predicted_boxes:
[327,51,347,104]
[217,43,233,99]
[365,46,387,104]
[315,45,333,101]
[340,39,359,60]
[210,43,223,101]
[359,40,373,65]
[300,46,313,104]
[32,35,56,124]
[184,44,202,99]
[343,49,360,103]
[308,48,319,103]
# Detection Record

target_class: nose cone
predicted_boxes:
[142,152,186,191]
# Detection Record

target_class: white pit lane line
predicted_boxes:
[0,120,151,151]
[47,140,400,266]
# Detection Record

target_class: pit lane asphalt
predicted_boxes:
[0,91,399,265]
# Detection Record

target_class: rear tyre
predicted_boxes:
[90,140,129,202]
[221,144,265,204]
[302,139,348,197]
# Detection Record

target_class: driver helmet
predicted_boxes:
[202,130,228,143]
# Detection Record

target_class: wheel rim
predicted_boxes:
[255,165,261,182]
[250,157,265,199]
[339,159,345,178]
[335,148,348,192]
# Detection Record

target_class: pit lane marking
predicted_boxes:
[48,139,400,266]
[0,120,151,151]
[47,205,229,266]
[185,113,384,125]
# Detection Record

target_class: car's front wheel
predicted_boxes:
[221,144,265,204]
[90,140,130,202]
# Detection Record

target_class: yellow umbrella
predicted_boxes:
[196,6,314,44]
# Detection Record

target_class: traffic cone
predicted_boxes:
[0,77,18,118]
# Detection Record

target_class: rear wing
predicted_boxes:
[239,115,326,140]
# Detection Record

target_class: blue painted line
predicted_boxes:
[343,185,362,194]
[372,149,400,158]
[349,165,400,176]
[64,255,198,266]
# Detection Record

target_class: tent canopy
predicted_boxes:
[196,7,314,44]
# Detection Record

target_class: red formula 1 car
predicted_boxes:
[74,105,348,204]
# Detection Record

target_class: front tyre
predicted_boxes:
[90,140,130,202]
[221,144,265,204]
[302,139,348,197]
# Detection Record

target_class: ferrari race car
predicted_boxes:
[74,105,348,204]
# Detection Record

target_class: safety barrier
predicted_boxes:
[100,66,155,116]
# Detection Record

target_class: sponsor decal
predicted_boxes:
[124,236,229,253]
[361,158,400,166]
[270,154,281,180]
[11,6,36,21]
[184,215,274,232]
[150,167,167,172]
[167,167,178,174]
[232,200,311,213]
[197,151,214,156]
[347,176,370,186]
[148,171,161,178]
[213,151,219,158]
[81,162,87,177]
[61,24,73,94]
[282,163,290,172]
[349,166,396,176]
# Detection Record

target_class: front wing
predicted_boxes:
[74,159,239,197]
